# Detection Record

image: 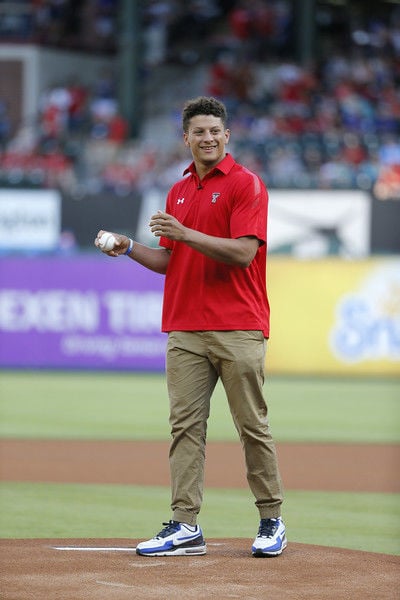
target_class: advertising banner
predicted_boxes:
[267,189,371,258]
[0,256,166,370]
[0,256,399,375]
[0,189,61,251]
[266,257,400,376]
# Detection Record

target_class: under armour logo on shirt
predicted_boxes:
[211,193,220,204]
[177,198,185,204]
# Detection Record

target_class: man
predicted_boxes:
[95,96,286,558]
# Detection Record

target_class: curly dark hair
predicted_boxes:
[182,96,228,132]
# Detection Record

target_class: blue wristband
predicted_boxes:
[124,238,134,255]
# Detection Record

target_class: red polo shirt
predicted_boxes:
[159,153,270,337]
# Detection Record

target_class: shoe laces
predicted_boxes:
[156,520,181,538]
[258,518,279,538]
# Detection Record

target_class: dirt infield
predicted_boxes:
[1,538,399,600]
[1,439,399,492]
[1,439,399,599]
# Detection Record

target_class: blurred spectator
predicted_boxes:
[39,83,71,142]
[378,135,400,166]
[142,0,172,67]
[66,77,89,132]
[207,52,236,99]
[374,164,400,201]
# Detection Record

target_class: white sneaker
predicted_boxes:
[136,520,206,556]
[252,517,287,556]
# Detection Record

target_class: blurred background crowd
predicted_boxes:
[0,0,399,199]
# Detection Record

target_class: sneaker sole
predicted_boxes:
[136,544,207,557]
[252,538,287,557]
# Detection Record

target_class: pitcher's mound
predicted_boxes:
[1,538,399,600]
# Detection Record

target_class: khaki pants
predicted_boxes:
[166,330,283,525]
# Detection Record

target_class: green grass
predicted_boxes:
[0,372,171,441]
[0,371,399,443]
[0,482,399,555]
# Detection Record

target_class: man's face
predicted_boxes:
[184,115,230,169]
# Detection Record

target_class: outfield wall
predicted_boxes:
[0,255,398,376]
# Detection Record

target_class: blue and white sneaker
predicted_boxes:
[252,517,287,557]
[136,520,206,556]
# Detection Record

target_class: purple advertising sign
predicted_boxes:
[0,256,167,370]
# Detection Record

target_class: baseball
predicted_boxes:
[98,231,116,252]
